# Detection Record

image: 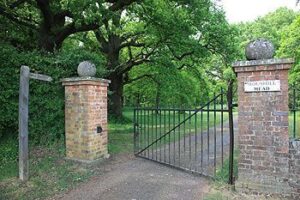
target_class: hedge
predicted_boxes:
[0,43,105,144]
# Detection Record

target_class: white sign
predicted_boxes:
[244,80,280,92]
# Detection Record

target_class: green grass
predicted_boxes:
[214,149,239,183]
[108,107,134,154]
[204,150,239,200]
[0,107,234,199]
[289,111,300,139]
[0,136,18,181]
[108,107,233,154]
[135,109,230,149]
[0,138,95,200]
[204,192,227,200]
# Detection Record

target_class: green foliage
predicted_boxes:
[0,135,18,180]
[124,63,210,107]
[278,15,300,84]
[235,7,298,60]
[0,43,105,143]
[0,138,94,200]
[215,149,239,183]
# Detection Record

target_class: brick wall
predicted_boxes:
[233,59,300,198]
[62,77,110,162]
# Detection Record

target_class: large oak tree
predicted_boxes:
[1,0,237,117]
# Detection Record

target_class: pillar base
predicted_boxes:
[65,154,110,164]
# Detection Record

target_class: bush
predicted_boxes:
[0,43,105,143]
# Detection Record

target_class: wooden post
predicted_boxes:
[18,66,52,181]
[19,66,30,181]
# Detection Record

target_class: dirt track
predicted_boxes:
[51,118,238,200]
[55,156,210,200]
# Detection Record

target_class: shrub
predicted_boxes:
[0,43,105,143]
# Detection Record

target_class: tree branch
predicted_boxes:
[55,22,99,46]
[9,0,27,9]
[94,30,109,53]
[36,0,52,30]
[205,69,222,79]
[124,74,155,85]
[167,44,194,61]
[119,40,145,50]
[0,6,38,30]
[177,63,193,70]
[107,0,139,11]
[117,47,156,75]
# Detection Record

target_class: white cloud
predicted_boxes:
[220,0,299,23]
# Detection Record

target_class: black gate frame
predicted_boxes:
[133,82,236,184]
[290,82,300,139]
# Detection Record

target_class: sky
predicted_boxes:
[220,0,299,23]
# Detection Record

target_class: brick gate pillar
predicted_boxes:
[233,58,294,195]
[62,77,110,162]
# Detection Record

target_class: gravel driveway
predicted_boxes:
[57,156,210,200]
[52,117,238,200]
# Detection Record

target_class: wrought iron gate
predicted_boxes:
[290,83,300,139]
[133,87,235,183]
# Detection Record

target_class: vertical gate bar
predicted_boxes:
[142,108,144,155]
[152,109,154,159]
[159,109,162,161]
[214,93,217,176]
[143,108,146,156]
[189,110,192,170]
[155,108,158,161]
[169,109,171,163]
[194,111,198,172]
[221,89,224,167]
[178,110,181,166]
[293,86,296,138]
[164,109,166,162]
[183,109,186,168]
[141,108,144,156]
[134,108,137,154]
[139,108,142,155]
[144,108,147,156]
[296,87,298,138]
[228,80,235,185]
[137,108,140,154]
[173,109,176,164]
[201,110,203,171]
[147,108,150,157]
[207,104,210,166]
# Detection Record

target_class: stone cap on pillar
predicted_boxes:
[232,58,294,73]
[61,77,111,87]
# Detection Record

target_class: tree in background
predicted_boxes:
[234,7,297,59]
[278,15,300,84]
[87,0,237,116]
[0,0,138,51]
[1,0,238,118]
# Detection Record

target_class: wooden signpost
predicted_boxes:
[19,66,52,181]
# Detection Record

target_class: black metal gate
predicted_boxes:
[133,87,235,183]
[290,83,300,139]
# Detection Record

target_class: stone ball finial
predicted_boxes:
[77,61,96,77]
[245,39,275,60]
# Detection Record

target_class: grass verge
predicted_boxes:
[204,149,239,200]
[0,108,135,200]
[0,138,95,200]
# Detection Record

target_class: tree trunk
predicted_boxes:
[108,73,123,117]
[38,33,58,52]
[104,33,123,118]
